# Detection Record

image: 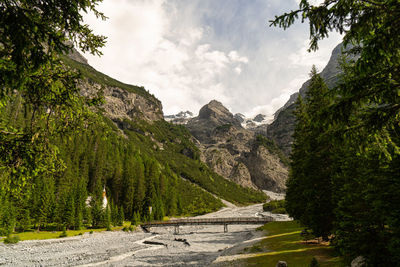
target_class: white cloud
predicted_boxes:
[82,0,342,118]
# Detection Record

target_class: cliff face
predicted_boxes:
[80,80,163,123]
[65,50,163,124]
[268,43,347,155]
[187,100,288,192]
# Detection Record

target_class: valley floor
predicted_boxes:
[0,204,290,267]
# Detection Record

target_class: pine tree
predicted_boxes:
[286,66,335,240]
[118,206,124,226]
[105,206,111,231]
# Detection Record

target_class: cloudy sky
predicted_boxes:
[82,0,342,120]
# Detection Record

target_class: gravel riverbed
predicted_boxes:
[0,203,290,266]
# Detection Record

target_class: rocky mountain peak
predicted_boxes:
[164,110,194,124]
[234,113,246,123]
[253,114,266,122]
[186,100,288,193]
[198,100,240,126]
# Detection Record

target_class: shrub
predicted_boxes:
[271,207,287,214]
[4,235,20,244]
[0,228,8,236]
[59,227,67,238]
[309,257,320,267]
[122,225,134,232]
[263,200,286,214]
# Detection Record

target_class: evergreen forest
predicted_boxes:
[273,1,400,265]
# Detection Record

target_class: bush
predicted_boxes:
[122,225,134,232]
[4,235,20,244]
[309,257,320,267]
[263,200,286,214]
[271,207,287,214]
[59,227,67,238]
[0,228,8,236]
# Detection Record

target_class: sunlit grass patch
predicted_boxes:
[240,221,345,266]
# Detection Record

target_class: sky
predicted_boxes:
[82,0,342,120]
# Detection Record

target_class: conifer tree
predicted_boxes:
[118,206,125,226]
[286,66,335,239]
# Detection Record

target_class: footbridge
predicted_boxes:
[140,217,274,234]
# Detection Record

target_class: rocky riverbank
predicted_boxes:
[0,204,290,266]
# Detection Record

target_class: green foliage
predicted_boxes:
[286,67,335,240]
[309,257,320,267]
[263,200,286,214]
[122,225,134,232]
[0,1,266,236]
[131,211,141,226]
[272,1,400,264]
[3,235,20,244]
[0,0,106,198]
[105,207,112,231]
[59,227,67,238]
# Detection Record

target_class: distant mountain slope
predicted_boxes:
[268,43,348,155]
[186,100,288,193]
[61,53,267,213]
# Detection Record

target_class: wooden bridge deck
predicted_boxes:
[140,217,273,233]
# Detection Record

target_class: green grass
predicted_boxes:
[238,221,345,267]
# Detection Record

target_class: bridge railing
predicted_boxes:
[141,216,274,227]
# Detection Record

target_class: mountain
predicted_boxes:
[267,43,348,155]
[66,54,267,206]
[1,50,269,231]
[233,113,271,131]
[186,100,288,192]
[164,111,194,124]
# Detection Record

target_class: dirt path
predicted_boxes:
[0,204,290,266]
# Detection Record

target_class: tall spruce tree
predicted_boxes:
[286,66,335,239]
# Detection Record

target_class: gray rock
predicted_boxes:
[253,114,266,122]
[351,256,366,267]
[276,260,288,267]
[187,100,288,192]
[79,80,163,124]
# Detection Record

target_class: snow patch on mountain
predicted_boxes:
[164,110,194,124]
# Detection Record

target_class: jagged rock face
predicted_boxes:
[67,48,163,124]
[266,104,296,155]
[187,100,242,144]
[80,80,163,123]
[203,148,256,189]
[187,100,288,192]
[234,113,245,123]
[198,100,241,126]
[253,114,266,122]
[244,145,288,193]
[268,43,348,155]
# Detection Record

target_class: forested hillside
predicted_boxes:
[0,57,266,235]
[272,1,400,265]
[0,0,265,235]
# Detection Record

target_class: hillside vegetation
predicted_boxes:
[0,61,266,236]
